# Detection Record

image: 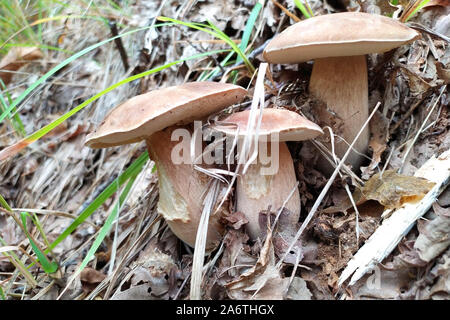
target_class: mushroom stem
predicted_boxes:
[236,141,301,239]
[145,125,226,250]
[309,55,369,172]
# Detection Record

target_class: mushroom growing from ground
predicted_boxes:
[263,12,420,171]
[85,82,247,250]
[211,108,323,239]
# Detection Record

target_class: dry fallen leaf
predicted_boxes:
[286,277,312,300]
[0,47,42,85]
[80,268,106,293]
[110,283,156,300]
[222,211,248,230]
[414,203,450,262]
[401,66,433,96]
[110,249,178,300]
[322,188,365,215]
[436,62,450,84]
[323,170,436,215]
[225,231,288,300]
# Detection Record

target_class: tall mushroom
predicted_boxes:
[212,108,323,239]
[85,82,247,250]
[263,12,419,171]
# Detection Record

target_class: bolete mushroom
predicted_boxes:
[263,12,420,171]
[85,82,247,250]
[212,108,323,239]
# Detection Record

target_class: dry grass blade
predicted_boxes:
[190,179,221,300]
[240,64,267,175]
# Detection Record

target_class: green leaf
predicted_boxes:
[231,0,263,82]
[237,1,262,62]
[0,80,25,136]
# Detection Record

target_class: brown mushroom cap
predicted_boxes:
[85,82,247,148]
[212,108,323,141]
[263,12,420,64]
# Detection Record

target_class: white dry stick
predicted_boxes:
[0,246,19,254]
[339,148,450,287]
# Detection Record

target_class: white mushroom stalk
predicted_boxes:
[309,55,369,170]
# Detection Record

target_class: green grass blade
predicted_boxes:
[205,19,255,72]
[405,0,431,21]
[230,0,263,82]
[20,212,58,274]
[30,212,52,250]
[0,193,13,211]
[0,90,25,136]
[0,252,37,288]
[0,199,38,287]
[236,0,263,64]
[199,51,235,81]
[45,151,149,252]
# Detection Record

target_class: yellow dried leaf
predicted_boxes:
[362,170,436,209]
